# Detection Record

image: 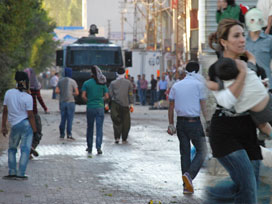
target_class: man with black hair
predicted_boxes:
[168,61,207,194]
[109,68,134,144]
[1,71,37,180]
[56,67,79,140]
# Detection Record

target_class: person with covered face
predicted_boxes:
[1,71,37,180]
[82,66,108,154]
[245,8,272,92]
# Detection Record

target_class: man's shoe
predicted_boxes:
[183,187,193,194]
[16,175,28,180]
[2,175,17,180]
[67,136,75,140]
[115,139,119,144]
[182,172,194,193]
[97,149,103,155]
[30,148,39,157]
[122,140,128,144]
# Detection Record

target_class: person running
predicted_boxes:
[205,19,262,203]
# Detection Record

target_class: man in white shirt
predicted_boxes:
[1,71,37,180]
[50,72,59,99]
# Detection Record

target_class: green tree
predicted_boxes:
[0,0,58,99]
[43,0,82,26]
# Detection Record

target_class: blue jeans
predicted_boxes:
[206,150,258,204]
[86,107,104,151]
[176,118,207,180]
[150,89,156,105]
[59,102,75,137]
[52,86,57,99]
[140,89,146,105]
[8,119,33,176]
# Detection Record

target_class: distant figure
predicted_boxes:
[158,74,168,100]
[56,68,79,140]
[82,66,108,155]
[150,74,157,106]
[137,75,142,103]
[1,71,37,180]
[140,74,148,105]
[130,76,137,103]
[109,68,134,144]
[50,72,59,99]
[24,68,48,114]
[24,68,46,159]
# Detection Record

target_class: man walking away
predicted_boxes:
[2,71,37,180]
[82,66,109,155]
[168,61,208,194]
[109,68,134,144]
[56,68,79,140]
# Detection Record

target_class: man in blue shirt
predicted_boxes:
[168,61,207,194]
[158,74,168,100]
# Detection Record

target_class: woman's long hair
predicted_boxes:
[208,19,244,52]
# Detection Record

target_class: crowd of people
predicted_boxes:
[1,1,272,203]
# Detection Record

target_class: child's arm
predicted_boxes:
[206,77,224,91]
[206,80,220,91]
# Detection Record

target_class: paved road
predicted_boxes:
[0,90,272,204]
[0,89,207,204]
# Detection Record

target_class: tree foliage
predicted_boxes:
[43,0,82,26]
[0,0,58,99]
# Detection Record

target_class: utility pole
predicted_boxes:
[107,20,111,40]
[153,1,157,50]
[133,1,138,48]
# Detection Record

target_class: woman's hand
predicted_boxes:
[244,50,256,65]
[235,59,247,74]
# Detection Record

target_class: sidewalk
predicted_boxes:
[0,90,206,204]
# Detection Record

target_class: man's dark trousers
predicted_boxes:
[110,101,131,141]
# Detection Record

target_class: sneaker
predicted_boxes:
[30,148,39,157]
[97,149,103,155]
[16,175,28,180]
[183,187,193,194]
[67,136,75,140]
[182,172,194,193]
[115,139,119,144]
[2,175,17,180]
[122,140,128,144]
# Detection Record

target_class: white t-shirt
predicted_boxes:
[50,75,59,87]
[222,69,267,113]
[3,89,33,126]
